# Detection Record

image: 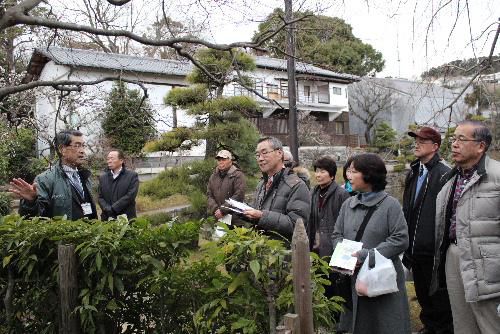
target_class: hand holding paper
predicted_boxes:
[329,239,363,275]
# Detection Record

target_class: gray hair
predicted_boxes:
[54,129,83,156]
[458,120,492,151]
[258,136,283,150]
[283,150,294,168]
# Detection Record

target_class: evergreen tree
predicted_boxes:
[148,49,261,173]
[373,122,397,152]
[253,8,384,76]
[102,81,156,156]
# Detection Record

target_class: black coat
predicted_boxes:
[309,182,349,257]
[402,153,450,260]
[98,167,139,220]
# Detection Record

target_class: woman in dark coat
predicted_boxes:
[332,153,411,334]
[309,156,350,257]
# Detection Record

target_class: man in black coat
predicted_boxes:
[98,150,139,220]
[402,127,453,334]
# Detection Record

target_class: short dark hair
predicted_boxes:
[351,153,387,191]
[343,156,355,182]
[313,156,337,178]
[458,120,492,151]
[54,130,83,156]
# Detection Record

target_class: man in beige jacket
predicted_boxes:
[431,120,500,334]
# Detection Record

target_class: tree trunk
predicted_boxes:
[267,293,276,334]
[172,105,177,128]
[364,127,372,145]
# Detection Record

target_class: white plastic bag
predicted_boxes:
[355,249,398,297]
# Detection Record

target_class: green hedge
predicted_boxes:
[0,216,342,333]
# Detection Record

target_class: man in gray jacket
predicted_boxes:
[431,121,500,334]
[243,137,310,241]
[10,130,97,220]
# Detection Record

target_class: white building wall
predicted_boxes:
[34,61,202,156]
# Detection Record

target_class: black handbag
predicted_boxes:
[333,197,385,310]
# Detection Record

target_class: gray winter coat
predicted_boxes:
[431,155,500,302]
[332,191,411,334]
[252,168,310,240]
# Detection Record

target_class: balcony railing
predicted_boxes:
[229,87,331,104]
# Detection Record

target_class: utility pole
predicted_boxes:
[285,0,299,164]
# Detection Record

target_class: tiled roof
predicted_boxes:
[35,47,358,81]
[36,47,192,76]
[254,56,358,81]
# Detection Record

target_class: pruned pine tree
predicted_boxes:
[148,49,261,173]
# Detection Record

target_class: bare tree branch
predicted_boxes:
[429,21,499,116]
[0,76,148,101]
[0,0,309,99]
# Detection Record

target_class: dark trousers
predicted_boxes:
[413,255,454,334]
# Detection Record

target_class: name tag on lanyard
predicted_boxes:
[81,203,93,216]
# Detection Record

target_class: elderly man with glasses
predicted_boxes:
[243,136,310,241]
[430,120,500,334]
[10,129,97,220]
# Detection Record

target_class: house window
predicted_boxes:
[267,84,278,93]
[332,87,342,95]
[254,79,263,95]
[303,85,311,102]
[318,85,330,104]
[335,121,345,135]
[280,80,288,98]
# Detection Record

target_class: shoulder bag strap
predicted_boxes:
[354,196,386,242]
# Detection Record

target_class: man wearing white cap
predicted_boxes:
[207,149,246,224]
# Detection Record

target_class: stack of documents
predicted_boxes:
[329,239,363,275]
[221,198,253,214]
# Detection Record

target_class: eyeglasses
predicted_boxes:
[67,143,87,149]
[254,149,277,159]
[448,136,481,144]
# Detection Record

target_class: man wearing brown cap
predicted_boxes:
[207,149,246,224]
[402,127,453,334]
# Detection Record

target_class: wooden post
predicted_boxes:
[291,219,314,334]
[58,244,81,334]
[284,313,300,333]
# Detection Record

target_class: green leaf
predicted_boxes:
[96,252,102,271]
[228,272,246,295]
[3,255,12,268]
[106,299,119,311]
[249,260,260,279]
[108,273,114,293]
[114,276,124,293]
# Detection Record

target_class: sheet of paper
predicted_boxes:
[225,198,253,211]
[329,239,363,275]
[219,214,232,225]
[213,226,227,239]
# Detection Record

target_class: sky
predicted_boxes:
[166,0,499,79]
